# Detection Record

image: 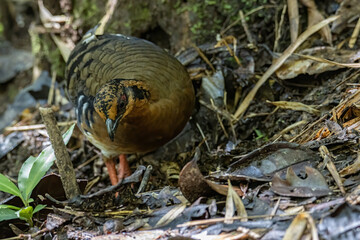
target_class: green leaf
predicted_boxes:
[0,174,22,198]
[0,204,21,211]
[16,206,33,220]
[0,208,18,222]
[18,124,75,203]
[33,204,46,214]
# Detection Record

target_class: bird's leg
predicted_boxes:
[118,154,132,181]
[104,157,119,186]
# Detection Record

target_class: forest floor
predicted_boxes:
[0,0,360,239]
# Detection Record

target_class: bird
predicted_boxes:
[65,33,195,186]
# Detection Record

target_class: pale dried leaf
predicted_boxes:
[267,100,320,115]
[155,204,186,227]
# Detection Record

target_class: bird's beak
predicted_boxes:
[106,117,120,141]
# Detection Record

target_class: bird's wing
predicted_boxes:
[65,34,188,104]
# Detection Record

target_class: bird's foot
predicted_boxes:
[104,158,119,186]
[118,154,132,181]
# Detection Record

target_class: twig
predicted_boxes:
[39,107,81,199]
[75,153,100,171]
[5,121,76,132]
[270,120,308,141]
[47,71,56,105]
[239,10,256,49]
[1,227,49,240]
[191,44,215,73]
[196,123,211,152]
[274,4,287,51]
[199,99,235,121]
[287,0,299,43]
[95,0,118,35]
[210,99,229,139]
[289,114,328,143]
[177,211,300,228]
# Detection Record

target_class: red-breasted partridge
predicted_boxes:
[65,34,195,185]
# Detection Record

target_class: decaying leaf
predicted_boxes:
[205,179,245,197]
[178,149,215,202]
[276,47,360,80]
[201,70,225,107]
[155,203,187,227]
[210,142,320,182]
[319,146,346,195]
[346,184,360,205]
[312,88,360,141]
[283,212,319,240]
[225,180,247,224]
[300,0,332,44]
[331,0,360,34]
[283,212,308,240]
[46,213,69,231]
[318,203,360,239]
[340,152,360,177]
[271,166,331,197]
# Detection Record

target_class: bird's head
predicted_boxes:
[93,79,129,141]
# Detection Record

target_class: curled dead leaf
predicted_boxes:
[271,166,331,197]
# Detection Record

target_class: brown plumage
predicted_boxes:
[65,34,195,185]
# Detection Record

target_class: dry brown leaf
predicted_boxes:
[319,146,346,195]
[283,212,319,240]
[267,100,320,115]
[332,0,360,34]
[300,0,332,44]
[225,180,247,224]
[276,47,360,80]
[340,152,360,177]
[224,181,235,224]
[205,179,245,197]
[283,213,308,240]
[155,204,187,227]
[349,17,360,48]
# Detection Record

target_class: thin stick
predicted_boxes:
[196,123,210,152]
[39,107,80,198]
[192,44,216,72]
[47,71,56,105]
[95,0,118,35]
[210,98,229,139]
[177,211,300,228]
[239,10,255,48]
[5,121,76,132]
[274,4,287,51]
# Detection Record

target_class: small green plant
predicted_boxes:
[0,124,75,226]
[254,129,268,141]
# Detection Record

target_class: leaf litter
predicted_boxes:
[1,0,360,239]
